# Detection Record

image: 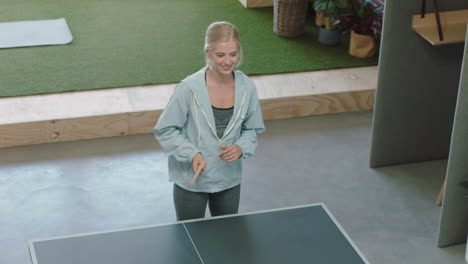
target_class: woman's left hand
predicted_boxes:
[219,145,243,163]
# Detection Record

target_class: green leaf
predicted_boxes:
[313,0,322,11]
[313,0,328,12]
[334,0,348,9]
[332,19,341,27]
[357,4,366,17]
[325,0,334,13]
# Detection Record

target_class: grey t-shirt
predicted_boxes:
[212,106,234,139]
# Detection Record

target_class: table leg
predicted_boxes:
[436,183,445,206]
[433,0,444,41]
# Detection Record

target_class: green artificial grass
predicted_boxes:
[0,0,377,97]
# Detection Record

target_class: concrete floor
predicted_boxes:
[1,111,466,264]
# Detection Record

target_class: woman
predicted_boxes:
[154,21,265,221]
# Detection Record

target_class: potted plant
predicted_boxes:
[312,0,348,45]
[274,0,310,38]
[338,0,383,58]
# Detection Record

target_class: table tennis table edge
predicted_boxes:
[27,202,369,264]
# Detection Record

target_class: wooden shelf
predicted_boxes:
[412,9,468,45]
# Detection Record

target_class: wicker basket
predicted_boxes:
[273,0,309,38]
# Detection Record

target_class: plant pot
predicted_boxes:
[315,10,324,27]
[349,30,376,58]
[318,27,340,46]
[273,0,309,38]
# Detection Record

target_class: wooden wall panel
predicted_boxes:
[261,90,374,120]
[128,110,162,135]
[0,114,128,148]
[0,90,373,148]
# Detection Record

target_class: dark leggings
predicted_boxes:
[173,184,240,221]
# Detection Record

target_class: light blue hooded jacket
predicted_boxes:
[154,67,265,193]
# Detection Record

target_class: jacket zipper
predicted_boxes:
[193,92,246,146]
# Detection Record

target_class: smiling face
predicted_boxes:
[204,22,242,74]
[206,40,239,76]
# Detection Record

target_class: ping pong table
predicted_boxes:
[28,203,369,264]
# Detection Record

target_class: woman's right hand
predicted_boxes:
[192,153,206,174]
[188,153,206,188]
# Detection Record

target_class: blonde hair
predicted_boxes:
[204,21,243,67]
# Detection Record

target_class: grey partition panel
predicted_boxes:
[370,0,468,167]
[437,32,468,247]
